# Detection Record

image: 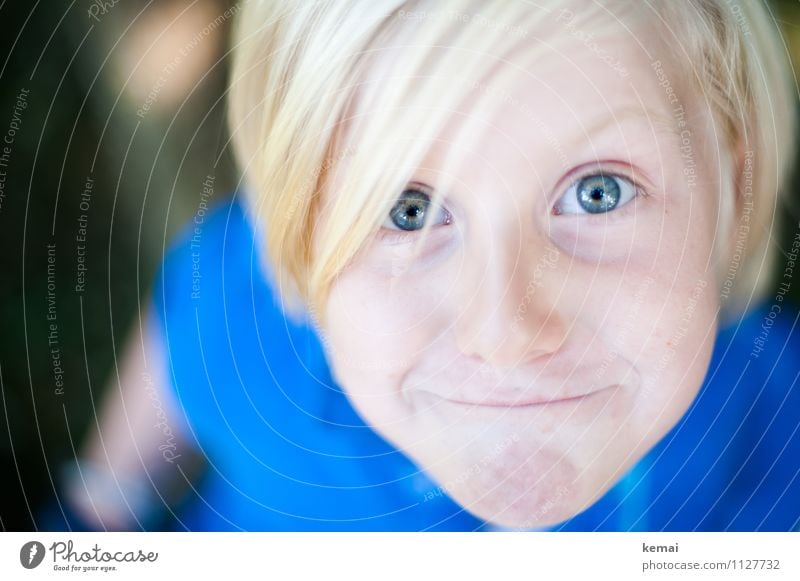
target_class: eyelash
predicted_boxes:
[377,165,648,243]
[552,168,646,219]
[377,185,451,244]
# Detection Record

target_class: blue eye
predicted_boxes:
[554,174,636,215]
[384,189,451,231]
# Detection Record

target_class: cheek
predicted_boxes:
[554,184,719,446]
[632,274,718,435]
[611,196,719,441]
[321,263,454,422]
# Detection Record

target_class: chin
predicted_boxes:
[453,475,607,529]
[426,447,615,530]
[458,484,564,529]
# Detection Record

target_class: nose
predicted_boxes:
[453,233,568,367]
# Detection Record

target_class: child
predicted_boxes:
[68,0,800,531]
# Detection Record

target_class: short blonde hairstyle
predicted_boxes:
[227,0,795,318]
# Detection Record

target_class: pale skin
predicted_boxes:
[76,6,733,530]
[319,10,726,528]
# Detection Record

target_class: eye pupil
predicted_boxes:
[577,175,621,213]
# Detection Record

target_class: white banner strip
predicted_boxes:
[1,532,798,580]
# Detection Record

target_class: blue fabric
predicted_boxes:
[152,195,800,531]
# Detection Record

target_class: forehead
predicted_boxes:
[327,1,696,206]
[397,5,678,183]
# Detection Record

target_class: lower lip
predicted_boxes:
[431,385,619,409]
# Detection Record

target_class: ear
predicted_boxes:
[722,135,753,255]
[716,135,755,304]
[729,136,749,222]
[712,135,745,289]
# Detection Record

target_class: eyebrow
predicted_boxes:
[576,106,679,147]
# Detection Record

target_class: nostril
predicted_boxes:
[458,333,558,369]
[496,333,559,366]
[454,305,568,366]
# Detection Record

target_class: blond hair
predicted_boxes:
[227,0,795,319]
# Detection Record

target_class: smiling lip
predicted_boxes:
[429,384,619,409]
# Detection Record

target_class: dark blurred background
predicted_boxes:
[0,0,799,531]
[0,0,238,530]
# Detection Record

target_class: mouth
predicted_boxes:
[424,384,620,409]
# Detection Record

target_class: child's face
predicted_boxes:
[320,7,723,528]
